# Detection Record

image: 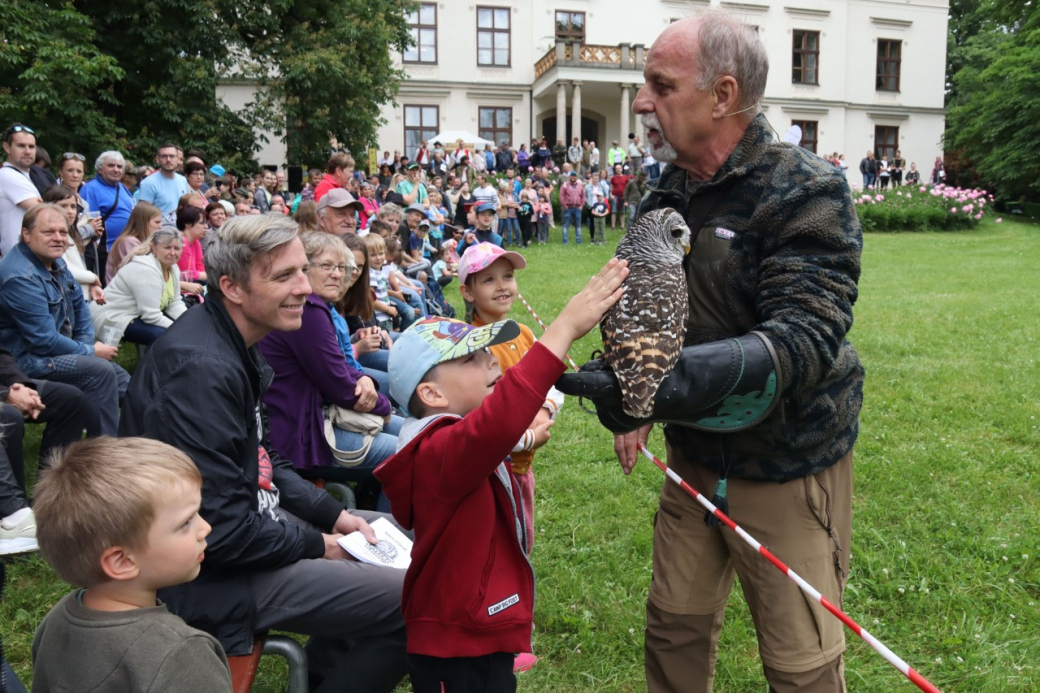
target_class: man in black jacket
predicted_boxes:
[1,345,93,554]
[120,214,407,693]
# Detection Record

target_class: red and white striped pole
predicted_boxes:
[638,444,942,693]
[516,293,579,371]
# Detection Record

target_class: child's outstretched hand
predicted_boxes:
[540,257,628,361]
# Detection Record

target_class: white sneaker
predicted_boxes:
[0,508,38,555]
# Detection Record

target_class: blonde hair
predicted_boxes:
[363,233,386,254]
[34,437,202,588]
[122,226,183,267]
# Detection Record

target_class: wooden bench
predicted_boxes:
[228,632,308,693]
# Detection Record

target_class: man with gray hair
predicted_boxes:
[558,12,862,692]
[121,214,408,692]
[81,150,135,277]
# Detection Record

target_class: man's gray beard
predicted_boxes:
[648,135,677,163]
[642,117,678,162]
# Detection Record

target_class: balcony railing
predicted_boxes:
[534,40,646,78]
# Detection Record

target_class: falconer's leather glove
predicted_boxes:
[556,332,783,435]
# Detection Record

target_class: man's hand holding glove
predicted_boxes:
[555,332,783,435]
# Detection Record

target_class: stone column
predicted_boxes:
[571,81,582,145]
[556,81,567,145]
[619,84,631,148]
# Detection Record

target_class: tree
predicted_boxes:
[0,0,412,175]
[944,7,1040,200]
[0,0,124,157]
[246,0,415,167]
[71,0,266,174]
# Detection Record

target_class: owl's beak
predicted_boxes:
[683,241,691,254]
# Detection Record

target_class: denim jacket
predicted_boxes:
[0,242,95,376]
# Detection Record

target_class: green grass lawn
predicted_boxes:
[3,217,1039,691]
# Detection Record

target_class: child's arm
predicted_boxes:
[540,258,627,360]
[386,271,401,291]
[388,289,406,300]
[374,300,397,316]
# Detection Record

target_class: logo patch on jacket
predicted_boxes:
[488,593,520,616]
[715,227,735,240]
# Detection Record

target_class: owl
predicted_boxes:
[600,207,691,418]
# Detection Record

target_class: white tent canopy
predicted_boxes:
[427,130,496,150]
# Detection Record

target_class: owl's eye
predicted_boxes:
[671,226,685,238]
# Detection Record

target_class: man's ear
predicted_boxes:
[415,380,448,410]
[99,546,140,582]
[712,76,740,118]
[219,275,245,306]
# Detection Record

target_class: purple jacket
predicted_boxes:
[258,293,391,469]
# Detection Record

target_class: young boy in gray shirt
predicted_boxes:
[31,437,231,692]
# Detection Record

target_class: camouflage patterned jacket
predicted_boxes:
[639,113,865,482]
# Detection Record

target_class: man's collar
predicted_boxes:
[1,161,30,175]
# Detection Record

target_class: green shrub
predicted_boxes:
[855,184,992,232]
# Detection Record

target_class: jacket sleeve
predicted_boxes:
[286,303,391,415]
[138,355,325,569]
[754,171,862,397]
[261,403,345,531]
[0,276,93,358]
[416,343,565,502]
[0,346,34,400]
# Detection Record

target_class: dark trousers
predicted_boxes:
[0,380,93,513]
[251,509,408,693]
[518,215,532,246]
[409,652,516,693]
[582,207,596,242]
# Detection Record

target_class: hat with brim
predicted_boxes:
[209,164,226,177]
[389,318,521,415]
[458,242,526,285]
[406,202,427,216]
[406,162,421,170]
[316,188,362,212]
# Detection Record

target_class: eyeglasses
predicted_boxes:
[312,262,354,274]
[62,152,85,161]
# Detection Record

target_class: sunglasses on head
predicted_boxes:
[3,124,34,141]
[62,152,86,161]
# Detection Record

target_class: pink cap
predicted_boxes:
[458,242,527,284]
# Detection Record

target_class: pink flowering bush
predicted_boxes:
[854,184,993,232]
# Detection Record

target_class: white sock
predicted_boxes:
[1,507,32,528]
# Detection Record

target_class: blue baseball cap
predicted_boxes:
[389,318,521,415]
[474,202,496,215]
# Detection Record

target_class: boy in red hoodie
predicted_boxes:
[375,258,628,692]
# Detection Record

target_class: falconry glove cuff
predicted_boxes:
[556,332,783,435]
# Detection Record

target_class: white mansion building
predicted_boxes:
[223,0,948,177]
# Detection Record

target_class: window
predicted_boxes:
[874,126,899,162]
[792,120,818,154]
[403,3,437,63]
[555,11,585,40]
[792,30,819,85]
[477,6,510,67]
[876,39,901,91]
[404,105,439,155]
[479,107,512,147]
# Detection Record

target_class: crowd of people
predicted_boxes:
[0,8,953,692]
[856,149,928,190]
